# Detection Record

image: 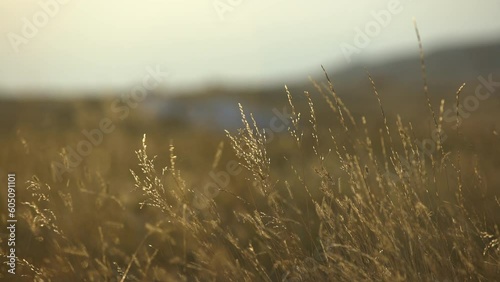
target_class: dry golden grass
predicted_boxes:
[1,74,499,281]
[0,31,499,281]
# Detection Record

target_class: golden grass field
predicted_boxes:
[1,47,500,280]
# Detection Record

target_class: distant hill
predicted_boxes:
[143,40,500,130]
[1,40,498,132]
[306,40,500,89]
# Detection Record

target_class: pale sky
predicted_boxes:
[1,0,499,92]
